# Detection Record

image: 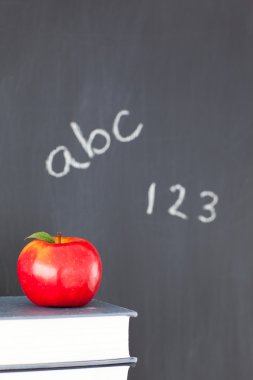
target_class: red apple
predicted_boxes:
[17,232,102,307]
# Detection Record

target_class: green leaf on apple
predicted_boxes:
[25,232,55,243]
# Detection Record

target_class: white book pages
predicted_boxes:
[0,316,130,366]
[0,365,130,380]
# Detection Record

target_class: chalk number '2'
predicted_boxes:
[168,184,188,220]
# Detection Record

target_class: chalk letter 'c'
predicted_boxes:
[112,110,143,142]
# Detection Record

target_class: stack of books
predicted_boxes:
[0,296,137,379]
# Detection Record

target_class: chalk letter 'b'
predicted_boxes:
[70,122,111,159]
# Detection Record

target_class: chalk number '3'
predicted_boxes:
[198,191,218,223]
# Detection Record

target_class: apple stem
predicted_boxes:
[57,232,62,244]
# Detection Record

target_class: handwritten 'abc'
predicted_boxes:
[46,110,143,178]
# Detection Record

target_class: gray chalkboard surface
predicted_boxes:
[0,1,253,379]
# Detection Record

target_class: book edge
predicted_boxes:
[0,357,138,372]
[0,296,138,319]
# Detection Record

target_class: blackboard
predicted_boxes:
[0,1,253,379]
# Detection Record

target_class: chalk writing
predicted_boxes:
[46,110,144,178]
[168,184,188,220]
[147,183,219,223]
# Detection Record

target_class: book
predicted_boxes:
[0,296,137,371]
[0,364,133,380]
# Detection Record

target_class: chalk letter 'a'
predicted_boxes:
[46,144,91,178]
[112,110,144,142]
[46,146,72,178]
